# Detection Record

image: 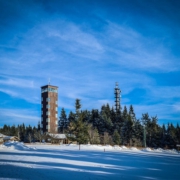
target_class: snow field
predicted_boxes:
[1,141,179,154]
[0,142,180,180]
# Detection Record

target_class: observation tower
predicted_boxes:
[41,85,58,133]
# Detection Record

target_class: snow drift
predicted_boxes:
[0,141,36,151]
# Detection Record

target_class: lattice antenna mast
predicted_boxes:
[114,82,121,113]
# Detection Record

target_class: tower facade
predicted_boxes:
[114,82,121,113]
[41,85,58,133]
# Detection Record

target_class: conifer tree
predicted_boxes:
[67,100,89,148]
[176,124,180,145]
[90,109,100,128]
[20,123,26,141]
[100,109,113,134]
[161,124,166,147]
[113,129,121,145]
[110,107,116,125]
[166,123,176,148]
[10,125,16,136]
[129,105,136,122]
[123,115,133,146]
[132,119,143,147]
[150,116,158,147]
[68,111,75,123]
[67,113,89,147]
[141,113,150,147]
[121,106,128,144]
[105,103,111,118]
[59,108,68,133]
[122,106,128,121]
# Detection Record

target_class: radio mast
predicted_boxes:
[114,82,121,113]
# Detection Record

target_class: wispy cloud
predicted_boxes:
[48,22,103,52]
[0,88,18,97]
[0,87,39,104]
[0,76,34,88]
[19,20,104,63]
[173,104,180,112]
[150,86,180,99]
[0,108,40,127]
[102,22,179,72]
[132,104,180,125]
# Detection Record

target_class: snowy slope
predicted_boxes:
[0,142,180,180]
[1,141,36,151]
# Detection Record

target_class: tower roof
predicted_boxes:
[41,85,58,89]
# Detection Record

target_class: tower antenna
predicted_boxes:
[48,78,51,85]
[114,82,121,113]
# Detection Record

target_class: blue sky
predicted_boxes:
[0,0,180,127]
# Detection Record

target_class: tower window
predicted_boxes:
[46,111,50,115]
[42,88,48,93]
[46,125,50,130]
[46,98,50,102]
[46,104,50,109]
[46,118,50,122]
[48,88,58,93]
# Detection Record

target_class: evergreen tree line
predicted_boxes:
[0,99,179,148]
[59,99,180,148]
[0,124,43,143]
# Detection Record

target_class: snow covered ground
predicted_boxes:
[0,142,180,180]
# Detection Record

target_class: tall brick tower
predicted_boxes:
[41,85,58,133]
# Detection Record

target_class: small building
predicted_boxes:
[0,133,19,143]
[47,133,69,144]
[0,133,4,144]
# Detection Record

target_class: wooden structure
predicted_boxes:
[0,133,19,143]
[46,133,69,144]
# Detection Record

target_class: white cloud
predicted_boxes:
[0,86,39,104]
[18,20,104,63]
[103,22,179,72]
[173,104,180,112]
[0,76,34,88]
[150,86,180,99]
[0,108,40,126]
[48,23,103,52]
[0,88,18,97]
[132,103,180,125]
